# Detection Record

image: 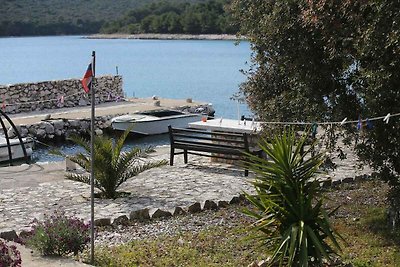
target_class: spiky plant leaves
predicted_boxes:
[243,130,342,266]
[65,131,167,199]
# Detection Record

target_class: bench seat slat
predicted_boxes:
[174,140,246,151]
[173,143,246,155]
[173,133,247,144]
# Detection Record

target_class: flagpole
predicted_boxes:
[90,50,96,264]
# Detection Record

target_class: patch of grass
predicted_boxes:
[93,225,265,267]
[89,180,400,266]
[327,180,400,266]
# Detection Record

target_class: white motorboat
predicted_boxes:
[0,136,34,162]
[111,109,203,135]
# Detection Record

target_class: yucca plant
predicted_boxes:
[64,130,167,199]
[243,130,342,266]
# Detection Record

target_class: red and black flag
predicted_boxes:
[81,63,93,93]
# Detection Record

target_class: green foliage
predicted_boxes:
[0,0,204,36]
[243,130,342,266]
[100,0,238,35]
[24,210,90,256]
[93,224,264,267]
[231,0,400,197]
[66,130,167,199]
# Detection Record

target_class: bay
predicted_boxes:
[0,36,252,162]
[0,36,252,119]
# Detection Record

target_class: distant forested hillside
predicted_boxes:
[100,0,238,34]
[0,0,205,36]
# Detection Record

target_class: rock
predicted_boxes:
[36,129,46,139]
[229,196,240,204]
[79,99,88,106]
[218,200,229,208]
[44,114,51,120]
[53,120,64,130]
[18,229,32,240]
[94,218,111,227]
[95,129,103,135]
[0,230,18,241]
[69,120,80,127]
[152,209,173,219]
[112,215,129,226]
[173,207,187,216]
[203,200,218,210]
[188,202,202,213]
[20,127,29,137]
[321,179,332,188]
[130,208,150,221]
[45,123,54,134]
[342,177,354,184]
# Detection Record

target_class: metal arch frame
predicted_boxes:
[0,110,29,165]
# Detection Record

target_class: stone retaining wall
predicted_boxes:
[7,115,119,141]
[0,76,123,114]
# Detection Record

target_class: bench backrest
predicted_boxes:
[168,126,249,152]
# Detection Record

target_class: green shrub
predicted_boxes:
[244,130,342,266]
[64,129,167,199]
[24,210,90,256]
[0,240,21,267]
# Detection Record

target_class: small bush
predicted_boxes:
[24,210,90,256]
[0,240,21,267]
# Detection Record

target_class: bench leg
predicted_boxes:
[170,148,174,166]
[184,150,188,164]
[245,169,249,177]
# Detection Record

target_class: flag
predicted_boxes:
[82,63,93,93]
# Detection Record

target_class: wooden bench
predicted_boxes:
[168,126,261,176]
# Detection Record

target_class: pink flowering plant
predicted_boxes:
[0,240,21,267]
[24,210,90,256]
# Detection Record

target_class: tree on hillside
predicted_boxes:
[231,0,400,214]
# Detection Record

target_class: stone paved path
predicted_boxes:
[0,146,371,234]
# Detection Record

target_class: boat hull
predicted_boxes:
[112,113,202,135]
[0,137,34,162]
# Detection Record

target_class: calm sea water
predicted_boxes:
[0,36,251,118]
[0,36,252,161]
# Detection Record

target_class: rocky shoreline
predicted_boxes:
[85,33,245,41]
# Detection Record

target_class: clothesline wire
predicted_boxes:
[207,112,400,126]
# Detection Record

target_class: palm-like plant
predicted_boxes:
[243,130,342,266]
[65,130,167,199]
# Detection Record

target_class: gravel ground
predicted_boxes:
[95,204,252,247]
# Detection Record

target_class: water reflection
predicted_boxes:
[32,133,170,163]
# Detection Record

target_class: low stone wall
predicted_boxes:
[0,76,123,114]
[7,115,119,141]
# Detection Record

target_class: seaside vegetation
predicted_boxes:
[91,179,399,266]
[63,129,167,199]
[0,0,235,36]
[244,130,343,265]
[100,0,238,35]
[231,0,400,224]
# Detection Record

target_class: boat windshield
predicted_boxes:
[137,110,183,118]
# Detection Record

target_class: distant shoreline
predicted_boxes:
[85,33,245,41]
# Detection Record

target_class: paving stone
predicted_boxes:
[151,209,173,219]
[203,200,218,210]
[0,146,372,233]
[188,202,202,214]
